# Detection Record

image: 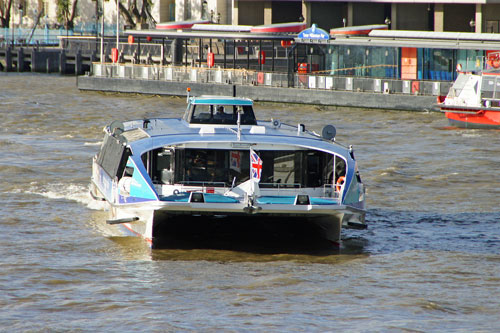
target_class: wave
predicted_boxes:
[19,182,107,210]
[84,141,102,146]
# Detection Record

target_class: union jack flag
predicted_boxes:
[250,148,262,182]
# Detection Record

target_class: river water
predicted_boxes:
[1,73,499,331]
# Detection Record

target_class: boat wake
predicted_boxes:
[18,182,106,210]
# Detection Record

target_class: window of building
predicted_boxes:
[486,20,500,33]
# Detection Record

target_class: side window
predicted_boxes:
[335,156,346,181]
[156,149,174,184]
[190,105,213,123]
[241,105,257,125]
[123,166,134,177]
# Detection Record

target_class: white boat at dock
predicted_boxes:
[90,93,366,248]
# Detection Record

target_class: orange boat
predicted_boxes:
[438,71,500,129]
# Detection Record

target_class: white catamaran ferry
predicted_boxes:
[90,94,366,248]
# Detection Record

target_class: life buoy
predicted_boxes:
[207,52,215,68]
[336,176,345,192]
[258,50,266,65]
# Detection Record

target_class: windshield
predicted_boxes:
[189,104,257,125]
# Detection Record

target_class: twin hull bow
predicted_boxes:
[90,97,366,248]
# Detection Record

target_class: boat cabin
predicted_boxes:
[183,96,258,125]
[145,147,346,190]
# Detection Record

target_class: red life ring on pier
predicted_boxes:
[336,176,345,192]
[258,50,266,65]
[207,52,215,68]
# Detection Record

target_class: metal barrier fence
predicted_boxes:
[91,62,451,96]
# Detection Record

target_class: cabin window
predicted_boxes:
[156,149,174,184]
[260,151,343,188]
[180,149,249,185]
[481,76,500,101]
[189,105,257,125]
[166,149,345,188]
[142,148,175,185]
[124,166,134,177]
[260,151,298,187]
[306,152,321,187]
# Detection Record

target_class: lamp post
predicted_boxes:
[100,6,104,63]
[19,6,23,45]
[469,19,476,33]
[11,5,15,46]
[44,1,48,45]
[116,0,119,52]
[94,0,99,54]
[384,17,391,29]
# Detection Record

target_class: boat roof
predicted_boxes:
[116,118,349,159]
[109,96,348,157]
[190,96,253,106]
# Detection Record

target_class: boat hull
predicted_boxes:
[90,165,365,249]
[443,109,500,129]
[104,202,363,249]
[91,178,363,249]
[151,211,344,249]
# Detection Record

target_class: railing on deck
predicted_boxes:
[91,62,452,96]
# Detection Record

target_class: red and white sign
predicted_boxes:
[230,151,241,173]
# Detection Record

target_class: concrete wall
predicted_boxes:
[156,0,175,22]
[238,1,265,25]
[77,76,438,112]
[216,0,230,25]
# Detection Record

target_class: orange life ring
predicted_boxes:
[336,176,345,192]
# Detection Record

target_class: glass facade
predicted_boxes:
[456,49,484,73]
[326,45,398,78]
[298,43,486,81]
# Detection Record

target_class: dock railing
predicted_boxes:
[90,62,452,97]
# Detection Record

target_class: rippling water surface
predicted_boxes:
[1,73,500,331]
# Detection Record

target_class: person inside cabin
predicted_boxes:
[214,106,232,122]
[214,106,224,117]
[193,153,205,167]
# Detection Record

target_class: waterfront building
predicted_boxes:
[5,0,500,34]
[174,0,500,34]
[3,0,500,84]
